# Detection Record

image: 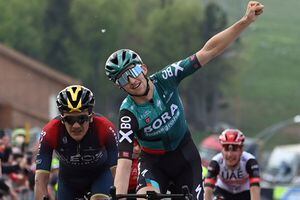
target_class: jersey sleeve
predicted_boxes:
[35,119,60,172]
[98,117,118,167]
[246,158,260,187]
[204,160,220,188]
[154,54,201,87]
[117,109,139,159]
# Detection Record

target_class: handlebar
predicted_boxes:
[109,185,194,200]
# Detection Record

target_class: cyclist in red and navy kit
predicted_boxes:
[34,85,118,200]
[204,129,260,200]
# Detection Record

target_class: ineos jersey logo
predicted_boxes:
[58,150,104,165]
[39,130,46,143]
[37,130,47,152]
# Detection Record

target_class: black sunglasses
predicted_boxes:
[222,144,241,152]
[62,114,91,125]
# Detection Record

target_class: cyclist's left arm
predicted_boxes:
[246,158,261,200]
[34,121,58,200]
[204,160,219,200]
[34,170,50,200]
[204,187,214,200]
[250,186,261,200]
[99,117,118,176]
[196,1,264,66]
[154,54,202,87]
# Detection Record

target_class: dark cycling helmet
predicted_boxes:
[219,129,245,145]
[56,85,95,114]
[105,49,143,82]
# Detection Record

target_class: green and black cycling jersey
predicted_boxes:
[118,54,202,158]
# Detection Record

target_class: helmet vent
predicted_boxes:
[111,56,118,65]
[82,91,90,103]
[122,51,126,61]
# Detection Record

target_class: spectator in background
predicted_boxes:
[0,130,12,163]
[0,129,29,200]
[11,128,27,153]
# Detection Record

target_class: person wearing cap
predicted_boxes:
[34,85,118,200]
[204,129,261,200]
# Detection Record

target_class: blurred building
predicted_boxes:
[0,43,80,129]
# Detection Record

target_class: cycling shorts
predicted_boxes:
[137,132,204,200]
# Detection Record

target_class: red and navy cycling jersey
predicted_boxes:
[35,114,118,176]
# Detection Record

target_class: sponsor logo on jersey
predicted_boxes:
[39,130,46,142]
[165,92,174,103]
[59,151,104,166]
[109,126,118,144]
[37,130,47,151]
[139,110,151,120]
[119,116,133,143]
[251,164,259,170]
[220,167,248,185]
[62,136,68,144]
[36,159,42,165]
[161,61,184,79]
[144,104,179,135]
[145,117,151,124]
[195,184,202,200]
[119,151,130,158]
[141,169,148,177]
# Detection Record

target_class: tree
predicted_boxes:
[42,0,75,74]
[184,2,235,132]
[142,0,235,132]
[0,0,45,59]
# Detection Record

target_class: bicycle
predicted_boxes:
[109,185,194,200]
[42,191,92,200]
[213,195,225,200]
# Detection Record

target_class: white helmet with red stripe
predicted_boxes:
[219,129,245,145]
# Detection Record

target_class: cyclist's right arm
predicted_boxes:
[114,109,138,195]
[34,120,58,200]
[114,158,133,195]
[204,187,214,200]
[204,160,220,200]
[34,170,50,200]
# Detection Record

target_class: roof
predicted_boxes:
[0,43,80,85]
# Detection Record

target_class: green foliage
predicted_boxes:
[3,0,299,141]
[220,0,300,136]
[143,0,203,71]
[69,0,138,113]
[42,0,75,73]
[0,0,45,58]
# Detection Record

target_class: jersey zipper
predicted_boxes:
[76,143,81,156]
